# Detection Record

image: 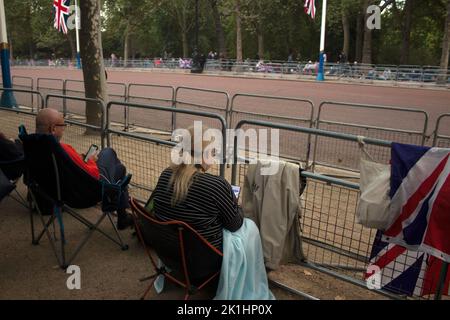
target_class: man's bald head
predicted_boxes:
[36,108,66,141]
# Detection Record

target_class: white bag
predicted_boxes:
[356,158,391,230]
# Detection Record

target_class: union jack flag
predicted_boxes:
[366,231,450,297]
[53,0,71,34]
[365,143,450,297]
[304,0,316,19]
[384,143,450,263]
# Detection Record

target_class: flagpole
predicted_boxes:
[0,0,17,108]
[75,0,81,69]
[316,0,327,81]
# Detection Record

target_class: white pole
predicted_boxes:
[320,0,327,51]
[0,0,17,107]
[317,0,327,81]
[75,0,81,69]
[0,0,7,43]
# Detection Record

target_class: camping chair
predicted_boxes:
[0,157,28,207]
[129,197,223,300]
[19,126,130,269]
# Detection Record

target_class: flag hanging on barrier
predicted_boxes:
[366,231,450,297]
[383,143,450,263]
[365,142,450,297]
[304,0,316,19]
[53,0,71,34]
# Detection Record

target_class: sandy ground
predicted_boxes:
[0,182,386,300]
[2,69,448,300]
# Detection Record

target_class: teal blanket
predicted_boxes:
[154,218,275,300]
[214,218,275,300]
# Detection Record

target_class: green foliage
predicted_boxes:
[4,0,449,65]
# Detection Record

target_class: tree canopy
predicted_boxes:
[5,0,450,66]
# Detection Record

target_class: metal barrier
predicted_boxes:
[45,94,106,150]
[313,102,429,171]
[12,76,35,113]
[433,114,450,148]
[0,88,44,112]
[37,77,65,98]
[127,83,176,132]
[64,79,127,100]
[230,93,315,164]
[12,76,34,91]
[63,80,128,129]
[174,86,230,130]
[231,119,447,300]
[105,101,227,200]
[0,89,44,138]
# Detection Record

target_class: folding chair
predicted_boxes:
[0,157,28,207]
[129,197,223,300]
[20,127,130,269]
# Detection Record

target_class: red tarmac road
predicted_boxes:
[11,67,450,136]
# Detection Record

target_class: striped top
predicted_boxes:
[152,167,243,250]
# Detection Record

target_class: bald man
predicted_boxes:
[35,108,133,230]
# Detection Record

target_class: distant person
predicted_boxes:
[338,51,347,64]
[287,53,293,63]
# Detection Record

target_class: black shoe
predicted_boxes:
[117,213,134,230]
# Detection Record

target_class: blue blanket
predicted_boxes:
[214,218,275,300]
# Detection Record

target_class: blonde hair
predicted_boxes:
[169,125,211,206]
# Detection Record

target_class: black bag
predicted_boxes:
[0,169,15,203]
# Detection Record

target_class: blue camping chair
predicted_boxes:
[19,126,130,269]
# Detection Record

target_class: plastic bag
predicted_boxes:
[356,158,391,230]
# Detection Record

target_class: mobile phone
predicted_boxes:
[232,185,241,201]
[84,144,99,163]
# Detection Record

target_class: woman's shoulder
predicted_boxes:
[195,172,231,190]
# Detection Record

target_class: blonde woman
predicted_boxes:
[152,126,243,251]
[151,126,274,299]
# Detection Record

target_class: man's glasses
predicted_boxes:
[54,123,67,127]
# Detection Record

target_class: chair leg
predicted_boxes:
[105,212,129,251]
[30,206,36,245]
[141,276,158,300]
[65,213,108,268]
[64,208,128,250]
[33,214,56,245]
[35,205,64,267]
[139,273,158,282]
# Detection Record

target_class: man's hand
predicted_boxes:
[91,154,99,163]
[80,153,98,163]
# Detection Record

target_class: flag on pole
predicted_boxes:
[53,0,71,34]
[304,0,316,19]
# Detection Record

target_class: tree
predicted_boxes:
[209,0,227,58]
[235,0,243,61]
[79,0,107,128]
[440,0,450,83]
[400,0,414,64]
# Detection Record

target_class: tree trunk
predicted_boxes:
[400,0,414,65]
[355,9,364,63]
[123,24,130,67]
[342,7,350,58]
[235,0,243,62]
[257,28,264,59]
[361,0,372,64]
[79,0,108,129]
[67,32,77,61]
[210,0,227,58]
[439,0,450,83]
[182,31,189,58]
